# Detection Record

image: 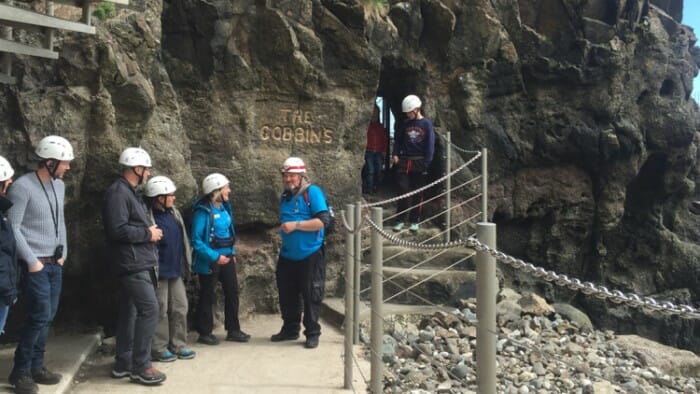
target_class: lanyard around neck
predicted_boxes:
[35,172,59,238]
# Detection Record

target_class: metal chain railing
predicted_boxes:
[361,151,481,208]
[362,215,700,320]
[438,132,481,155]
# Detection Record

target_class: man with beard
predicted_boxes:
[7,136,74,394]
[102,147,166,386]
[271,157,330,349]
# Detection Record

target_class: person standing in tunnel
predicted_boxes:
[363,104,387,194]
[272,157,330,349]
[392,94,435,233]
[103,147,166,386]
[7,136,74,394]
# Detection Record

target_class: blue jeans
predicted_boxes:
[115,270,159,374]
[0,303,8,335]
[363,151,383,192]
[13,263,62,372]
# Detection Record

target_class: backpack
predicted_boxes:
[302,187,335,235]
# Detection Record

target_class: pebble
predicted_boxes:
[363,304,696,393]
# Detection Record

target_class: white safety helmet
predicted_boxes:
[0,156,14,182]
[280,157,307,174]
[119,147,152,168]
[145,176,176,197]
[401,94,422,113]
[202,173,229,195]
[35,135,74,161]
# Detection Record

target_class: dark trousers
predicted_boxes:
[363,151,383,192]
[114,270,159,374]
[395,158,427,223]
[196,261,240,335]
[13,263,62,372]
[275,249,325,338]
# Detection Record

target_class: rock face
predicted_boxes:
[0,0,698,352]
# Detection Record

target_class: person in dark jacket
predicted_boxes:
[191,173,249,345]
[0,156,16,337]
[102,147,166,386]
[392,94,435,233]
[145,176,195,362]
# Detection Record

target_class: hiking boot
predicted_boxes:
[197,333,220,346]
[270,331,300,342]
[110,365,131,379]
[30,366,61,385]
[226,330,251,342]
[392,222,405,232]
[304,336,319,349]
[173,348,196,360]
[130,367,166,386]
[9,369,39,394]
[409,223,419,232]
[153,350,177,362]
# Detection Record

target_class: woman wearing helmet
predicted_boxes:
[392,94,436,233]
[190,173,249,345]
[144,176,196,362]
[0,155,16,337]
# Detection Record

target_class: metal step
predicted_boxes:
[0,38,57,59]
[0,3,95,34]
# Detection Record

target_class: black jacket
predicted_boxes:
[102,177,158,275]
[0,196,17,305]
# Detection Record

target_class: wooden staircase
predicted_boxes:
[0,0,128,83]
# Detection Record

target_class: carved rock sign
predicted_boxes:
[256,100,336,145]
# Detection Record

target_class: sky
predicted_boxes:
[685,1,700,101]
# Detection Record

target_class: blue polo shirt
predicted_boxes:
[279,185,327,261]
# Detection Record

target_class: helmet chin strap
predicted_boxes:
[43,160,58,179]
[132,167,146,185]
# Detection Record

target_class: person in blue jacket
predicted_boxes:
[271,157,330,349]
[191,173,249,345]
[0,156,16,337]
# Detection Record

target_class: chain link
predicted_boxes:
[463,238,700,320]
[361,151,481,208]
[364,215,470,251]
[437,132,481,154]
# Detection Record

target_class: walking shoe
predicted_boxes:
[304,336,319,349]
[30,366,61,385]
[270,331,300,342]
[173,348,196,360]
[197,333,220,346]
[8,370,38,394]
[409,223,419,232]
[226,330,251,342]
[153,350,177,362]
[392,222,405,232]
[110,365,131,379]
[130,367,166,386]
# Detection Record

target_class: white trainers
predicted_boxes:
[409,223,419,232]
[392,222,405,232]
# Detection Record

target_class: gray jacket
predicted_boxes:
[102,177,158,275]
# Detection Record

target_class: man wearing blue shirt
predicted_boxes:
[272,157,330,349]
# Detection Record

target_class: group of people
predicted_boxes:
[0,136,331,392]
[363,94,436,233]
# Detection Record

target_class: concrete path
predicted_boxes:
[68,314,369,393]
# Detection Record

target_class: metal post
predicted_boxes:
[481,148,488,222]
[353,199,362,344]
[82,2,93,25]
[369,207,383,394]
[44,0,54,50]
[2,1,13,76]
[476,222,497,394]
[446,131,452,242]
[343,204,355,389]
